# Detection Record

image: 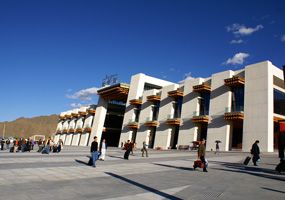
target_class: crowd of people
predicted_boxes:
[2,135,283,173]
[0,137,64,154]
[1,137,36,152]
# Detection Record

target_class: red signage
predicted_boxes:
[280,121,285,132]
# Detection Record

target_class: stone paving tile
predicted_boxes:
[1,147,284,200]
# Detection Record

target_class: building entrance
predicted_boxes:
[102,101,125,147]
[170,126,179,149]
[230,120,243,149]
[148,127,156,148]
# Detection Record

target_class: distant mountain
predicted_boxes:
[0,115,58,139]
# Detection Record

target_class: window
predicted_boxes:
[231,87,244,112]
[134,106,141,122]
[173,97,183,118]
[199,93,210,115]
[274,89,285,115]
[152,103,160,120]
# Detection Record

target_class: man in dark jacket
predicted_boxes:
[90,136,98,167]
[251,140,260,166]
[197,139,207,172]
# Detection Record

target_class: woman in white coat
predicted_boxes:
[99,139,107,161]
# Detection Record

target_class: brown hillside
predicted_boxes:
[0,115,58,139]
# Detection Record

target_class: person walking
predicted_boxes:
[124,140,131,160]
[215,142,220,154]
[99,139,107,161]
[57,139,63,153]
[6,139,10,150]
[141,141,148,157]
[196,139,208,172]
[251,140,260,166]
[90,136,98,167]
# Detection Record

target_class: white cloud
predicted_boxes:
[179,72,195,84]
[230,39,243,44]
[281,34,285,42]
[227,24,264,36]
[66,87,99,101]
[70,103,82,108]
[224,52,250,65]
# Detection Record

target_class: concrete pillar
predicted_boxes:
[206,70,234,151]
[81,114,94,146]
[243,61,274,152]
[72,110,85,146]
[54,134,60,143]
[88,97,108,146]
[62,114,70,145]
[59,134,67,144]
[178,78,204,147]
[71,133,80,146]
[136,89,159,148]
[154,84,178,149]
[65,116,77,145]
[64,133,73,145]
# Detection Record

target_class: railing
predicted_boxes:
[166,114,181,125]
[144,117,159,127]
[129,97,143,105]
[225,106,244,113]
[127,120,139,129]
[84,126,92,133]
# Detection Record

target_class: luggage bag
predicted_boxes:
[193,160,205,169]
[243,156,251,165]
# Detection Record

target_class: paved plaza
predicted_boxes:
[0,146,284,200]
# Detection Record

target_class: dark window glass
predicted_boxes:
[174,97,183,118]
[200,93,210,115]
[232,87,244,112]
[152,103,159,120]
[134,108,141,122]
[274,89,285,115]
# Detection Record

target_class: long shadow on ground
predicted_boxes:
[75,159,91,166]
[153,163,193,171]
[105,172,183,200]
[210,160,285,182]
[261,187,285,194]
[107,155,125,160]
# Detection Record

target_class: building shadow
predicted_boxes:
[75,159,90,166]
[210,161,285,182]
[153,163,193,171]
[107,155,125,160]
[105,172,183,200]
[261,187,285,194]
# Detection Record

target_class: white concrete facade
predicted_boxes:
[54,61,284,152]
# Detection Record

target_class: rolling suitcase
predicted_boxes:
[243,156,251,165]
[193,160,205,169]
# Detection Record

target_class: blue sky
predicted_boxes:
[0,0,284,121]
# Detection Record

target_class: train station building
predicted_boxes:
[54,61,285,152]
